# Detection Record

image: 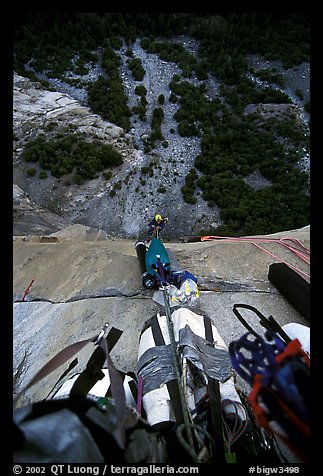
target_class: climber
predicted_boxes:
[146,214,168,243]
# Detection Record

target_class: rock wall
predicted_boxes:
[13,73,146,238]
[13,224,310,407]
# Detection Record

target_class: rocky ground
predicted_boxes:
[13,36,310,240]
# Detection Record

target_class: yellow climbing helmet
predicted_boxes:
[155,214,162,223]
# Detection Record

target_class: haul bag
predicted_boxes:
[137,307,244,429]
[268,263,310,322]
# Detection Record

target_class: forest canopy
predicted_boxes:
[14,13,310,236]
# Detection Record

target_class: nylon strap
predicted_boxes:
[46,358,79,399]
[13,325,131,449]
[232,303,292,344]
[70,327,123,397]
[202,314,226,462]
[150,314,184,424]
[13,334,99,409]
[208,377,226,463]
[203,314,213,343]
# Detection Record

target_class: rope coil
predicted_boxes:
[200,235,310,279]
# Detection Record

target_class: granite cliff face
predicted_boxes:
[13,165,310,467]
[13,69,310,405]
[13,224,310,405]
[12,224,310,465]
[12,28,311,464]
[13,73,151,238]
[13,72,216,239]
[13,42,310,240]
[13,71,310,409]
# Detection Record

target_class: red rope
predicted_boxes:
[200,235,310,279]
[21,279,35,301]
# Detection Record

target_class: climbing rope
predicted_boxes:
[222,399,249,453]
[161,284,196,457]
[200,235,310,279]
[161,283,214,463]
[21,279,35,301]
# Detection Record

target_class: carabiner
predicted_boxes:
[92,323,109,345]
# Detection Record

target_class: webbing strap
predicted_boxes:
[203,314,213,343]
[128,378,138,403]
[156,256,167,283]
[46,358,79,398]
[104,371,139,406]
[150,314,166,346]
[70,327,123,397]
[13,334,98,409]
[13,325,130,449]
[202,314,226,462]
[232,303,292,344]
[150,314,184,425]
[207,378,226,463]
